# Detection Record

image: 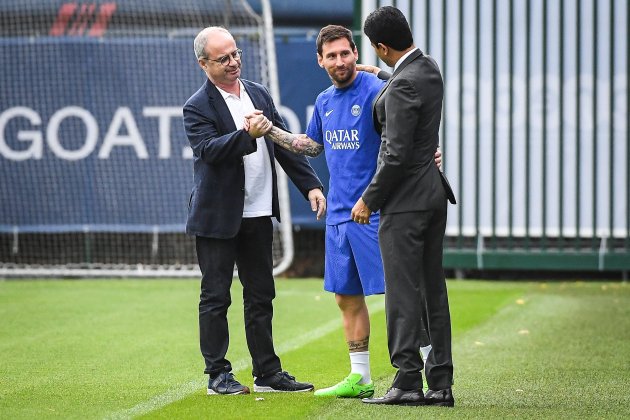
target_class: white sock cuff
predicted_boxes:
[349,351,371,383]
[420,345,432,361]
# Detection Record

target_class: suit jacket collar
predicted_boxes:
[371,49,424,133]
[202,78,266,134]
[391,48,423,78]
[372,49,424,112]
[203,79,235,133]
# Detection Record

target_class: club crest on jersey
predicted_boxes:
[351,105,361,116]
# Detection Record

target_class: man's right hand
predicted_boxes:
[245,110,273,138]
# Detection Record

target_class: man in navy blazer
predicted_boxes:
[183,26,326,396]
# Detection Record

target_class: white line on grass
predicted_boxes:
[105,300,385,419]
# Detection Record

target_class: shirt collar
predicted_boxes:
[216,79,243,99]
[393,47,418,72]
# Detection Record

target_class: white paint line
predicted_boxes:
[105,300,385,419]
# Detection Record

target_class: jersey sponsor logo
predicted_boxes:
[351,104,361,116]
[324,129,360,150]
[325,109,334,117]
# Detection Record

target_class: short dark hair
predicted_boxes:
[363,6,413,51]
[316,25,356,56]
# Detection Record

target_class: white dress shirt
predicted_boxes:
[217,80,273,218]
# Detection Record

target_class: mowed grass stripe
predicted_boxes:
[451,282,630,418]
[3,280,627,419]
[0,279,338,419]
[311,282,630,419]
[108,299,385,419]
[141,280,525,419]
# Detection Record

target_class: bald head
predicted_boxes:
[194,26,242,91]
[194,26,233,60]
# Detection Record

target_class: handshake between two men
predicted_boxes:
[243,109,273,139]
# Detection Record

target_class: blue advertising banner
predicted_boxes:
[0,36,331,232]
[276,35,330,229]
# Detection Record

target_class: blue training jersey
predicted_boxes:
[306,71,385,225]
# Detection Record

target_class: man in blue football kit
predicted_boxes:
[261,25,439,398]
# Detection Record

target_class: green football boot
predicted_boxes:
[314,373,375,398]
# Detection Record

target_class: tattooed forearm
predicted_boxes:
[348,336,369,353]
[266,126,323,158]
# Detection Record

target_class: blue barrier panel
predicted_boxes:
[1,38,200,232]
[0,36,330,233]
[275,35,330,229]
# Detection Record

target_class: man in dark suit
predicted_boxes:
[351,7,456,407]
[183,26,326,396]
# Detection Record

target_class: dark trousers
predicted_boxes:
[196,216,281,378]
[378,205,453,391]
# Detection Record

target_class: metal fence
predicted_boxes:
[357,0,629,273]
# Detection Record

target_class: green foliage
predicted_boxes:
[0,279,629,419]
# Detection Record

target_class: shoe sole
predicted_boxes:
[426,401,454,407]
[362,400,426,406]
[207,386,250,395]
[355,390,375,398]
[253,385,314,393]
[314,389,375,398]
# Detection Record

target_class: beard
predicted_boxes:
[329,63,355,86]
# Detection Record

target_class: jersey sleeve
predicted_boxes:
[305,101,324,145]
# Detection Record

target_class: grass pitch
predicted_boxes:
[0,279,628,419]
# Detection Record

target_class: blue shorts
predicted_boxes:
[324,216,385,296]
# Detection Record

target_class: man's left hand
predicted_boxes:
[435,147,442,170]
[351,198,371,224]
[308,188,326,220]
[356,63,381,75]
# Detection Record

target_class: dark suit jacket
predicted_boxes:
[183,78,322,238]
[363,49,455,214]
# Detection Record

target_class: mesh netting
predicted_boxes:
[0,0,292,277]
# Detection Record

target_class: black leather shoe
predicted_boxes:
[253,371,314,392]
[208,372,250,395]
[424,388,455,407]
[362,387,425,406]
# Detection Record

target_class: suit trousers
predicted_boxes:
[378,204,454,391]
[196,216,282,378]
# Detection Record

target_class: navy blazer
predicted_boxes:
[183,78,322,238]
